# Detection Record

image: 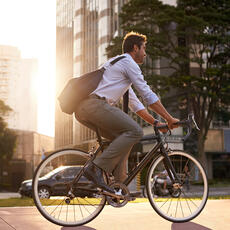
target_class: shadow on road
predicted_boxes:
[172,222,212,230]
[61,226,96,230]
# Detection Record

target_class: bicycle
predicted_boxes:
[32,114,209,227]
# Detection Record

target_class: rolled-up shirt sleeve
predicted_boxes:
[124,58,159,105]
[128,87,145,113]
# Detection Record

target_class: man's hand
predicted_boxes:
[149,101,180,130]
[167,117,180,129]
[156,122,169,133]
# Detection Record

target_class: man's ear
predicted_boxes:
[133,44,139,52]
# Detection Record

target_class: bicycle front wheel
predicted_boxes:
[146,151,208,223]
[32,148,106,227]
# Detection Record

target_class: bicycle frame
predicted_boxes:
[72,131,181,189]
[123,136,180,186]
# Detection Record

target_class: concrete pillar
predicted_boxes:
[98,0,111,66]
[73,0,84,145]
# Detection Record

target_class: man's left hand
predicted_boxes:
[167,117,180,129]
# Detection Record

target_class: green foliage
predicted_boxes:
[0,100,12,116]
[106,36,123,58]
[106,0,230,164]
[0,100,17,161]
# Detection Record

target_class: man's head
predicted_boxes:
[122,31,147,64]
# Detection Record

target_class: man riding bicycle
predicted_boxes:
[75,31,179,193]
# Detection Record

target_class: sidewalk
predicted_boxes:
[0,193,20,199]
[0,200,230,230]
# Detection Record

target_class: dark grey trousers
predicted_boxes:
[75,96,143,182]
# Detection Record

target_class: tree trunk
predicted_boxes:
[197,132,208,175]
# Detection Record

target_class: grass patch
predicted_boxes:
[0,197,109,207]
[0,197,35,207]
[1,196,230,208]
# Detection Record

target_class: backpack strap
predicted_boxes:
[110,56,129,114]
[110,55,126,65]
[123,90,129,114]
[102,55,129,114]
[100,55,125,72]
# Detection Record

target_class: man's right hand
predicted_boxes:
[155,122,169,133]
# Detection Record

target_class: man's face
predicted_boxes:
[134,42,146,64]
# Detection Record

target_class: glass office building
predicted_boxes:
[56,0,127,149]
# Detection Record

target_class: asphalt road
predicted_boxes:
[0,200,229,230]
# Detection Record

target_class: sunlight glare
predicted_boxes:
[0,0,56,137]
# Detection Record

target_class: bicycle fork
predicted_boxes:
[160,146,181,185]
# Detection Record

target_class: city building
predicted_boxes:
[0,45,37,132]
[0,130,54,191]
[204,128,230,179]
[56,0,131,150]
[0,45,54,191]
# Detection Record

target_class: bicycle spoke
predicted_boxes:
[49,198,65,216]
[179,198,184,217]
[66,202,68,222]
[147,151,208,222]
[33,149,106,226]
[82,198,98,209]
[73,197,76,222]
[175,198,179,218]
[184,196,192,215]
[184,159,189,171]
[42,198,58,209]
[159,197,171,209]
[181,190,199,208]
[77,197,84,219]
[58,200,64,220]
[180,155,182,176]
[82,203,91,215]
[166,198,172,215]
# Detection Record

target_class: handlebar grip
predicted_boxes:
[155,124,169,129]
[154,114,198,141]
[174,120,189,126]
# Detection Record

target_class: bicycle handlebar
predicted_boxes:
[154,114,200,141]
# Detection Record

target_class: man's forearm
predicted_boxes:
[136,109,155,125]
[148,100,173,122]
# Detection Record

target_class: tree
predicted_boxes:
[106,0,230,171]
[0,100,17,161]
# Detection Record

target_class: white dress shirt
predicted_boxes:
[92,53,159,113]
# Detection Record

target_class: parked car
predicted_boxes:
[19,166,96,199]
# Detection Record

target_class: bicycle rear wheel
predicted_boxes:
[32,149,106,227]
[146,151,208,223]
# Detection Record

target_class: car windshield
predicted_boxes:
[41,166,68,179]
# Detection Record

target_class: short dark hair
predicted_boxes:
[122,31,147,53]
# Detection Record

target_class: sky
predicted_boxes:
[0,0,56,137]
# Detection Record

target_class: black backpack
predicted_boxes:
[58,56,126,115]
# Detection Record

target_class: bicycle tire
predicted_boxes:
[32,148,107,227]
[146,150,209,223]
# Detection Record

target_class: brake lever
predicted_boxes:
[191,114,200,131]
[182,125,191,141]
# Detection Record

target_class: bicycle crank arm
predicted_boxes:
[100,191,125,199]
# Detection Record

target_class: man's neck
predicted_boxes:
[126,52,137,63]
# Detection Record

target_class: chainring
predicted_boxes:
[106,182,130,208]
